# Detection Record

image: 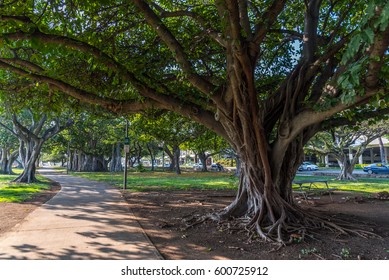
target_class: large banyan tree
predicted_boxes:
[0,0,388,242]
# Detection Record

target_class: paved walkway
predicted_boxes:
[0,169,162,260]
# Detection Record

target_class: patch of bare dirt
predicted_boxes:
[123,190,389,260]
[0,181,61,236]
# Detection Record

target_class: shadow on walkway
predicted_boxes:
[0,168,162,260]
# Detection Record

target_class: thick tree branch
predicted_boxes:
[252,0,287,49]
[238,0,252,39]
[0,57,226,139]
[132,0,217,96]
[0,58,45,73]
[0,121,17,137]
[326,0,357,45]
[0,15,33,23]
[0,59,156,113]
[0,30,132,78]
[12,114,39,143]
[150,5,227,47]
[320,107,389,130]
[365,24,389,89]
[33,114,47,136]
[42,118,74,141]
[291,85,387,142]
[303,0,323,62]
[225,0,242,42]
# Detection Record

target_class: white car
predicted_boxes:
[298,162,319,171]
[193,163,203,170]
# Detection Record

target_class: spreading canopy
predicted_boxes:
[1,0,388,242]
[0,1,386,139]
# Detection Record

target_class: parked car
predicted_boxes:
[298,162,319,171]
[363,163,389,174]
[211,163,224,172]
[193,163,203,170]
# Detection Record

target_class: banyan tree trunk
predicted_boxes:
[13,143,42,183]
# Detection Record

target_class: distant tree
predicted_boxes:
[0,111,73,183]
[131,112,199,174]
[66,113,123,172]
[185,124,229,172]
[0,119,19,174]
[307,121,389,180]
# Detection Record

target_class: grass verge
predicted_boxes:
[0,172,54,203]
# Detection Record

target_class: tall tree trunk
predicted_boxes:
[13,141,43,183]
[205,49,337,242]
[0,148,8,174]
[70,150,77,171]
[337,157,355,180]
[198,151,209,172]
[146,143,155,171]
[173,145,181,175]
[212,132,306,243]
[164,146,174,171]
[77,151,83,172]
[110,144,116,172]
[378,137,387,164]
[115,142,123,171]
[6,150,18,175]
[335,144,368,180]
[110,143,123,172]
[18,141,26,168]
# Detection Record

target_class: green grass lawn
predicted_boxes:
[294,175,389,195]
[71,170,237,191]
[71,170,389,195]
[0,171,53,203]
[3,168,386,203]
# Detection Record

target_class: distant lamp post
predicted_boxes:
[123,120,129,190]
[67,140,70,175]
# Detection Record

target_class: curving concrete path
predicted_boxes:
[0,169,162,260]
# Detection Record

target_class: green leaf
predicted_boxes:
[361,28,374,44]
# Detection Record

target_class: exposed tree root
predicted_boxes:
[336,172,357,181]
[182,204,381,245]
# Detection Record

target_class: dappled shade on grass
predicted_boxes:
[294,175,389,194]
[0,175,52,203]
[72,171,237,191]
[72,171,388,194]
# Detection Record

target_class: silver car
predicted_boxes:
[298,162,319,171]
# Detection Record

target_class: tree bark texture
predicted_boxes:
[110,143,123,172]
[173,145,181,175]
